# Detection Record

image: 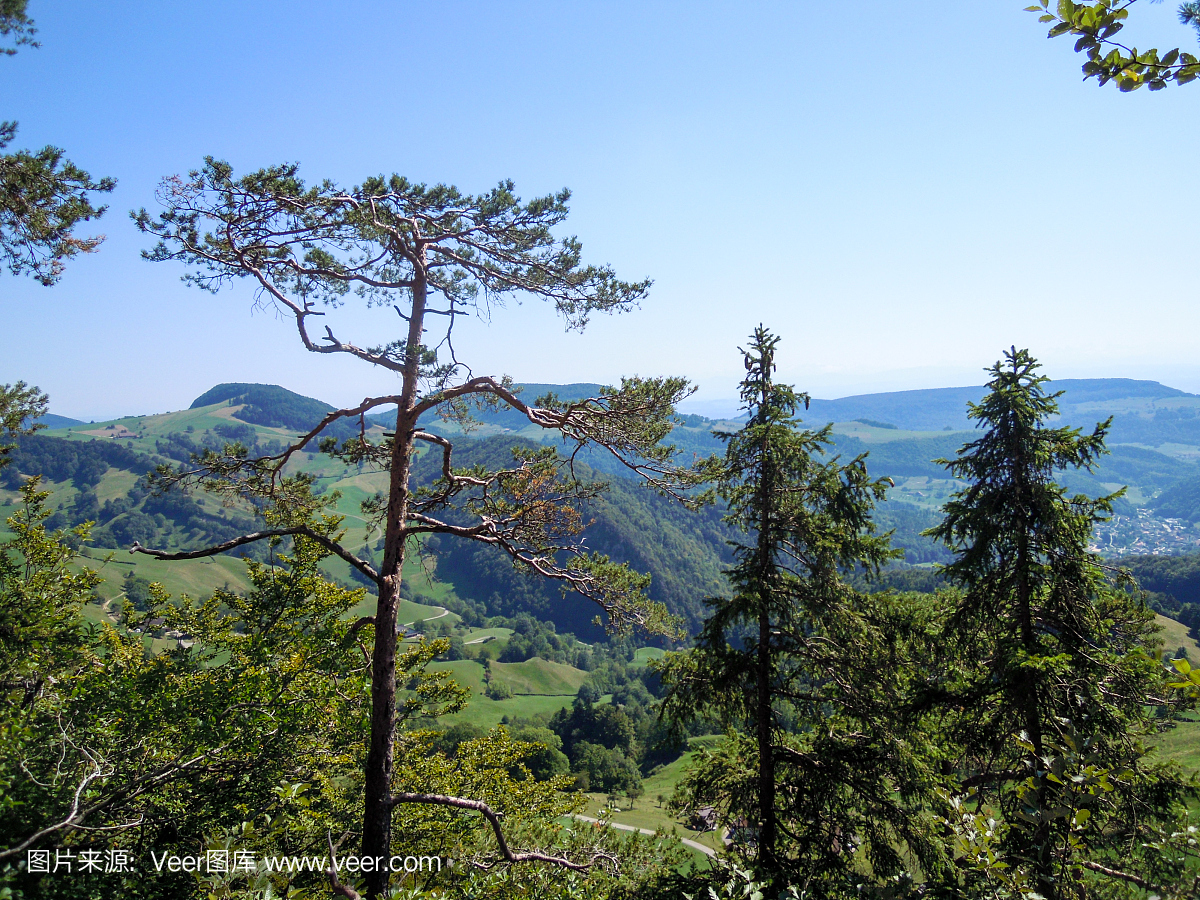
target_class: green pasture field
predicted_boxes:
[631,647,666,667]
[426,657,590,727]
[1156,614,1200,661]
[427,657,589,701]
[491,658,588,695]
[830,422,973,444]
[888,475,961,510]
[397,599,456,627]
[42,402,303,445]
[1154,720,1200,773]
[80,548,255,605]
[574,736,727,855]
[577,794,723,856]
[462,627,513,645]
[1145,442,1200,463]
[437,693,582,729]
[1152,616,1200,776]
[426,660,486,695]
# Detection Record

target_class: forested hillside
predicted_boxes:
[1118,551,1200,640]
[1153,477,1200,524]
[415,436,732,634]
[8,378,1198,626]
[7,371,1200,899]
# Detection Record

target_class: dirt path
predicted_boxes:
[571,814,716,857]
[402,607,449,626]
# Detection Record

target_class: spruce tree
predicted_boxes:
[661,327,943,894]
[928,347,1200,899]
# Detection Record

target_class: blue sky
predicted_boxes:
[3,1,1199,420]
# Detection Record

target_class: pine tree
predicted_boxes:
[0,3,115,285]
[133,160,714,896]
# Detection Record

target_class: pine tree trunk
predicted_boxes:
[362,273,428,898]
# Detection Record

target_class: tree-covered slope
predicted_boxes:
[8,380,1193,639]
[190,382,359,439]
[413,436,732,635]
[1116,551,1200,641]
[1151,477,1200,524]
[1,432,263,555]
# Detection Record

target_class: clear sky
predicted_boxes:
[3,1,1199,420]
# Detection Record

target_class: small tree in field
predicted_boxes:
[133,159,712,896]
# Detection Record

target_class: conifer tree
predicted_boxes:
[661,327,943,894]
[0,2,115,285]
[929,347,1200,899]
[133,160,714,896]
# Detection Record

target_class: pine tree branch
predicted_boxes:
[1079,859,1156,891]
[325,830,362,900]
[130,527,380,585]
[388,792,614,871]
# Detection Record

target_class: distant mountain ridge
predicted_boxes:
[803,378,1195,433]
[8,375,1198,634]
[186,376,1199,439]
[40,413,85,429]
[191,383,334,430]
[183,377,1200,486]
[368,383,609,432]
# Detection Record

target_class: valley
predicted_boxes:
[6,375,1200,872]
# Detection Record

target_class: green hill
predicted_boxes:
[1152,478,1200,524]
[190,383,360,439]
[40,413,84,429]
[492,658,589,695]
[7,379,1197,641]
[1115,551,1200,644]
[419,435,732,633]
[803,378,1197,435]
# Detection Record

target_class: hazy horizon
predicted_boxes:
[5,2,1200,421]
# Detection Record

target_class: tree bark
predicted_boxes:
[1013,442,1054,900]
[361,268,428,898]
[755,378,777,877]
[757,598,776,873]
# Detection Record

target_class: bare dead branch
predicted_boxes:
[265,394,401,475]
[0,736,239,860]
[130,527,380,586]
[389,792,605,871]
[413,430,488,488]
[0,754,109,860]
[326,830,362,900]
[1079,859,1157,891]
